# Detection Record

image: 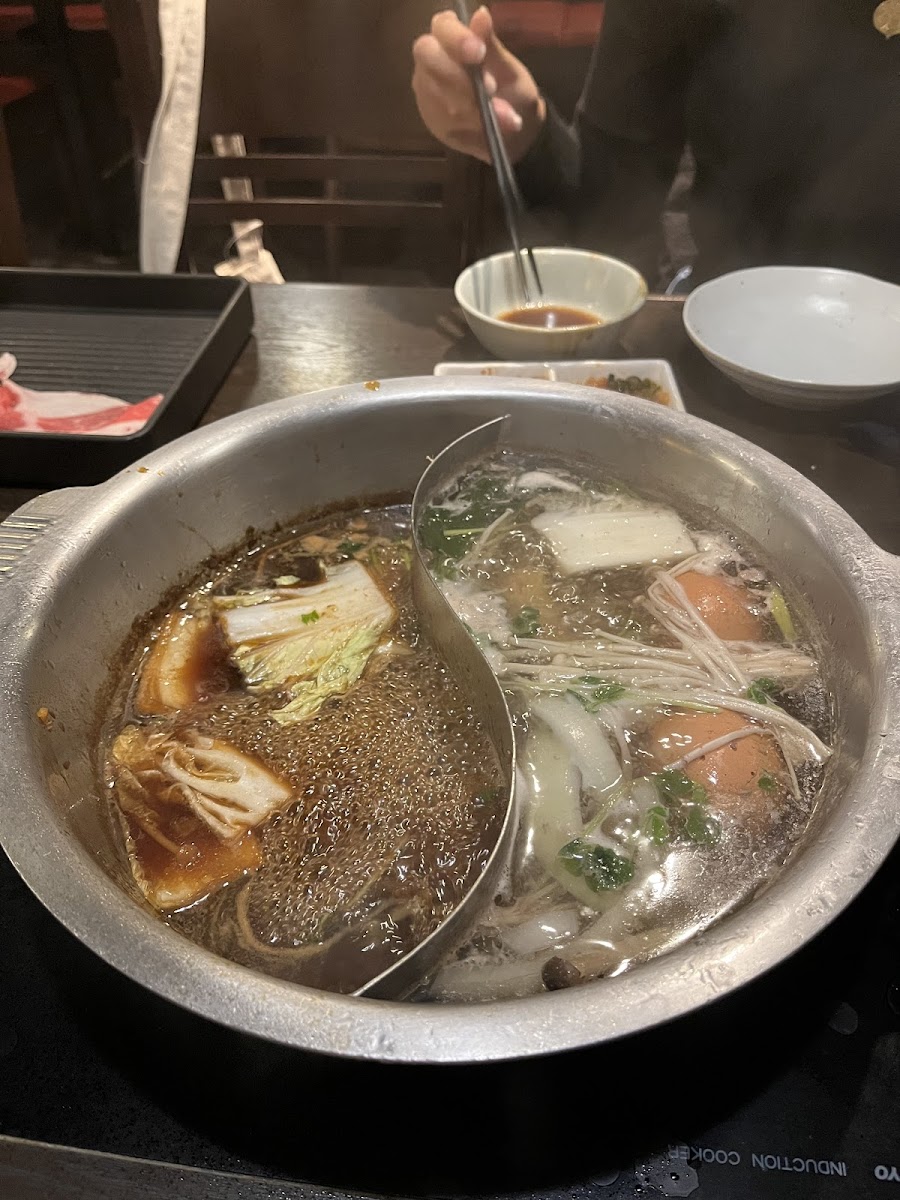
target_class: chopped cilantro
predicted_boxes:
[511,606,540,638]
[418,473,511,577]
[643,805,671,845]
[655,768,708,807]
[651,769,721,846]
[682,807,722,845]
[558,839,635,892]
[746,677,779,705]
[757,773,777,793]
[301,610,321,625]
[570,676,627,711]
[337,539,365,557]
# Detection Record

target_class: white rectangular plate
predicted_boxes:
[433,359,686,413]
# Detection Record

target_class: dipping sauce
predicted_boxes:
[499,305,602,330]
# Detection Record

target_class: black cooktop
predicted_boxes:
[1,829,898,1199]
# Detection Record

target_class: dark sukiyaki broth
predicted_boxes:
[99,504,505,995]
[415,450,831,1001]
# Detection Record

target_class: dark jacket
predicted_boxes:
[517,0,900,284]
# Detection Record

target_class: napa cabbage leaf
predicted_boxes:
[214,561,395,725]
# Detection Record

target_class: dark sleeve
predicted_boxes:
[516,0,712,279]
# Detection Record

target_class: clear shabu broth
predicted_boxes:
[416,450,832,1001]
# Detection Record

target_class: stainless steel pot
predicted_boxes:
[1,376,898,1064]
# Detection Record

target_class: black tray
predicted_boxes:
[0,269,253,487]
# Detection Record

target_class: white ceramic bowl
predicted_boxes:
[683,267,900,409]
[454,247,647,361]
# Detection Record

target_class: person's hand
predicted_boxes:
[412,6,546,164]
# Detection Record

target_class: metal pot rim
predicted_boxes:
[1,375,899,1064]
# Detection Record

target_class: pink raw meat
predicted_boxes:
[0,353,163,436]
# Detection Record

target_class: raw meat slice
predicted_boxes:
[0,352,163,436]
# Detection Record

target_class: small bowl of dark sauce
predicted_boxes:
[455,248,647,360]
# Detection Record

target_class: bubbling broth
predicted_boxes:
[99,454,834,1004]
[99,504,504,995]
[415,450,832,1001]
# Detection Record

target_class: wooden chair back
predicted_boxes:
[105,0,486,280]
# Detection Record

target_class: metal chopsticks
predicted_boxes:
[453,0,543,306]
